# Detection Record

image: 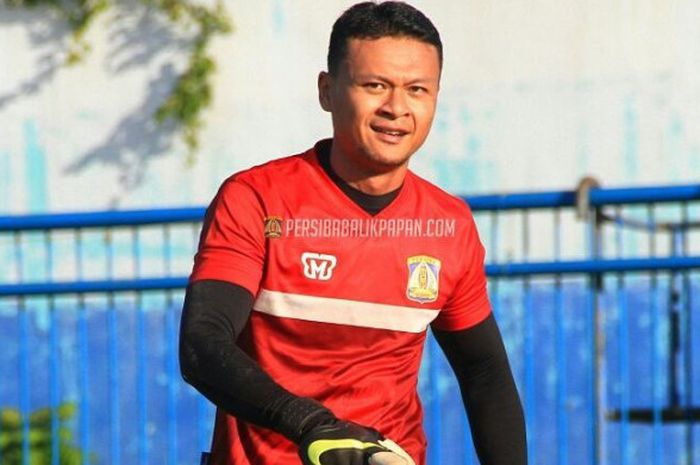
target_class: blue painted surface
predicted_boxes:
[3,276,698,464]
[0,295,215,465]
[0,290,696,465]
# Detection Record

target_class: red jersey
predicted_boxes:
[190,142,492,465]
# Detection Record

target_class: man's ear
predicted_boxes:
[318,71,332,112]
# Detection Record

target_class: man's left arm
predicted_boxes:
[432,314,527,465]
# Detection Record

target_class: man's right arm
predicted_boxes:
[179,279,333,441]
[179,279,403,464]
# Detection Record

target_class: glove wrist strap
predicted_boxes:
[274,396,336,443]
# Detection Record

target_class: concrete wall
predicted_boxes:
[1,0,699,214]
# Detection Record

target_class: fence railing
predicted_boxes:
[1,182,699,465]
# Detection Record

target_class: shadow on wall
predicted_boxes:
[0,8,67,109]
[63,64,179,198]
[0,5,194,205]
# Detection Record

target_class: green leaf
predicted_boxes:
[1,404,87,464]
[0,408,22,429]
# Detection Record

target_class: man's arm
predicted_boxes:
[432,314,527,465]
[179,279,407,464]
[179,279,333,440]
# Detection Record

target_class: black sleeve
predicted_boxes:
[432,314,527,465]
[179,280,333,442]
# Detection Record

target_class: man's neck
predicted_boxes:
[315,140,401,216]
[328,144,408,195]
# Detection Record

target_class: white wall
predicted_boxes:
[1,0,699,214]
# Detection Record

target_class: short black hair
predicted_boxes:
[327,1,443,76]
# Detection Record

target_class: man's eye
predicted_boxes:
[364,82,385,91]
[409,86,427,95]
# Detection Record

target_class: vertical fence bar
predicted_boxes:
[586,206,601,465]
[107,292,121,465]
[78,293,90,465]
[520,210,536,464]
[482,285,498,465]
[45,230,61,465]
[588,267,597,465]
[14,231,31,465]
[482,276,499,465]
[680,202,693,465]
[553,208,568,465]
[48,295,60,465]
[198,392,210,455]
[164,226,178,465]
[647,205,663,465]
[166,291,178,465]
[75,228,91,465]
[133,227,149,465]
[138,292,148,465]
[615,207,630,465]
[105,229,121,465]
[427,333,442,465]
[690,273,697,464]
[18,297,30,465]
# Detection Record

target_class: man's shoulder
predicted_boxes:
[224,148,318,188]
[408,171,474,216]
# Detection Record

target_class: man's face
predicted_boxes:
[319,36,441,174]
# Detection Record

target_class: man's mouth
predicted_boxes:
[371,125,409,137]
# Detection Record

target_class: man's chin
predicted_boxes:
[363,153,411,173]
[362,144,414,169]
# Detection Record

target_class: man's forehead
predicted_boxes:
[345,36,439,55]
[342,36,441,77]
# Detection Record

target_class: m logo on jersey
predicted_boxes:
[406,255,441,303]
[301,252,337,281]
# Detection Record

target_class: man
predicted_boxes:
[179,2,526,464]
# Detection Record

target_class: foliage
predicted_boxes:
[3,0,233,157]
[0,403,92,464]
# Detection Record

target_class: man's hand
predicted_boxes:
[298,419,413,465]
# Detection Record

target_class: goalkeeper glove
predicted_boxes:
[272,396,414,465]
[298,418,387,465]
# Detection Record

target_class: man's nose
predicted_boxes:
[379,89,409,119]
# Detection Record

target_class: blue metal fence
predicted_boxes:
[0,183,699,465]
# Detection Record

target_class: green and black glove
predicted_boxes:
[274,396,413,465]
[298,418,390,465]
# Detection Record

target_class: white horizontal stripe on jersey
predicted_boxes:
[253,289,440,333]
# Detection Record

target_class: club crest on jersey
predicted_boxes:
[301,252,337,281]
[264,216,283,238]
[406,255,441,303]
